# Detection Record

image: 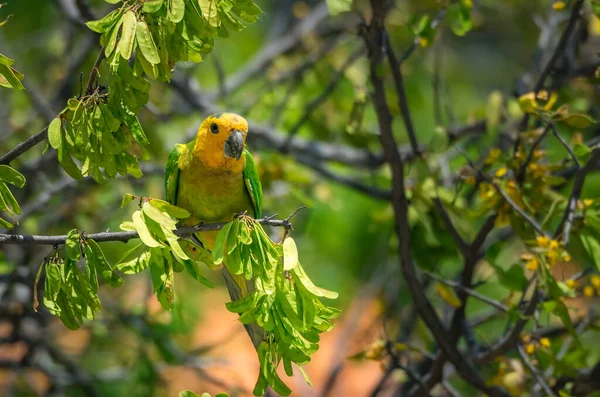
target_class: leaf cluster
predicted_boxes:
[118,196,213,311]
[214,217,339,396]
[36,230,123,330]
[0,165,25,229]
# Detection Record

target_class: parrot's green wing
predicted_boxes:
[164,144,186,205]
[243,149,263,219]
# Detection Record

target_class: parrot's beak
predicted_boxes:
[224,129,244,160]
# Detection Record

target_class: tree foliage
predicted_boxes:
[3,0,600,396]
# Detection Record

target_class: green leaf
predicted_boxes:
[48,117,62,149]
[448,0,473,37]
[0,215,13,229]
[226,291,259,313]
[182,258,214,287]
[86,239,124,287]
[136,49,159,80]
[213,222,232,265]
[325,0,352,15]
[573,143,591,163]
[149,198,190,219]
[297,365,313,386]
[57,144,83,180]
[143,0,164,13]
[168,0,185,23]
[0,182,20,215]
[45,262,62,301]
[199,0,219,26]
[136,20,160,64]
[563,113,595,129]
[86,9,121,33]
[292,264,338,299]
[226,220,239,255]
[282,237,298,271]
[121,193,135,208]
[105,14,124,58]
[157,255,175,310]
[119,11,137,60]
[490,262,528,291]
[99,103,121,132]
[65,229,81,261]
[0,64,24,90]
[133,210,162,248]
[125,114,150,145]
[178,392,199,397]
[0,165,25,188]
[116,245,151,274]
[580,229,600,270]
[0,53,14,66]
[142,201,177,229]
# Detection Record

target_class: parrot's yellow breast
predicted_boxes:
[176,147,253,249]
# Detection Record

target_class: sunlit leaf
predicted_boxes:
[0,165,25,188]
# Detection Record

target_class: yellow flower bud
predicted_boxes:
[540,338,551,348]
[566,279,578,289]
[496,167,508,178]
[584,286,595,297]
[552,1,566,11]
[536,236,549,247]
[525,343,535,354]
[526,258,539,271]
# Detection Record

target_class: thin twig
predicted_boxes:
[423,271,509,313]
[554,145,600,242]
[384,31,419,156]
[546,120,580,168]
[460,149,547,236]
[477,286,539,364]
[283,46,366,149]
[517,343,558,397]
[432,198,468,255]
[85,48,105,95]
[516,124,551,183]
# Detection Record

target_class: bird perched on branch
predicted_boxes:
[164,112,264,346]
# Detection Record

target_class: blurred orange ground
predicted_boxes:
[163,288,384,397]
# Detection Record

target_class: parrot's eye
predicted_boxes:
[210,123,219,134]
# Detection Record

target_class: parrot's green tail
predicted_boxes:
[221,268,265,348]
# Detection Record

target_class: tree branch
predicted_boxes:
[515,0,585,151]
[0,215,296,246]
[384,31,419,156]
[363,2,506,395]
[0,126,49,165]
[554,144,600,242]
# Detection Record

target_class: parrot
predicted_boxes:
[164,112,265,347]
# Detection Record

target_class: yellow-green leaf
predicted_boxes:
[133,210,161,247]
[168,0,185,23]
[282,236,298,271]
[199,0,219,26]
[563,113,596,129]
[435,282,462,308]
[118,11,137,60]
[0,165,25,188]
[48,117,62,149]
[135,20,160,64]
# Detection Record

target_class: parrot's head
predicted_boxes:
[194,113,249,171]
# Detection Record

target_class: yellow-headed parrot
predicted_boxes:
[164,112,264,347]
